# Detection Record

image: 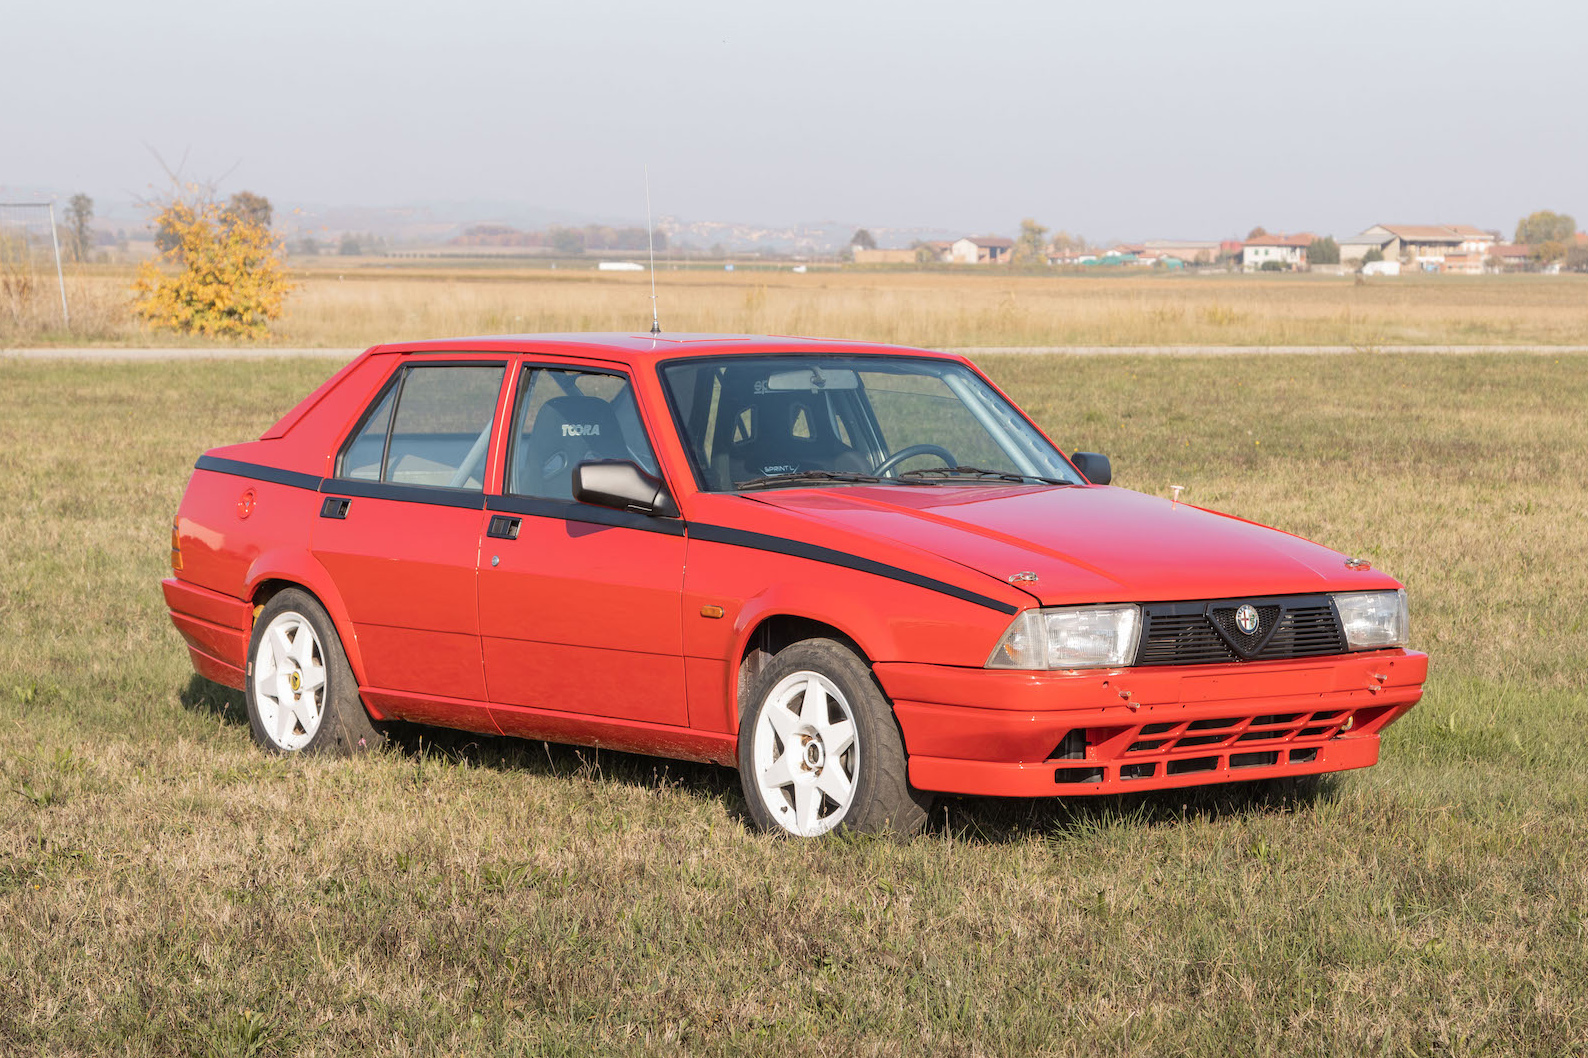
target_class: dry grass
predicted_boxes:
[9,265,1588,350]
[1,352,1587,1056]
[0,271,133,345]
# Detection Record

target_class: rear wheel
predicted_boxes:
[738,639,932,837]
[245,588,382,755]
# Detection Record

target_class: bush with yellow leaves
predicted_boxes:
[132,200,291,340]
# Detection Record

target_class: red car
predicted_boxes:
[165,334,1425,836]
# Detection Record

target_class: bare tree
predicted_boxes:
[65,194,95,262]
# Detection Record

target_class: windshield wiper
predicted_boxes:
[899,465,1074,486]
[735,470,888,491]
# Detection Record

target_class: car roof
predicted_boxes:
[368,332,968,368]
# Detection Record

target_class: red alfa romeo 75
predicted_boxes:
[164,334,1425,836]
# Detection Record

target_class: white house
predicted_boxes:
[950,236,1013,264]
[1241,234,1313,272]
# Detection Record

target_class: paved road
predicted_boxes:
[1,347,361,361]
[6,344,1588,361]
[954,344,1588,357]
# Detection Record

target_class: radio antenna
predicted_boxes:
[645,165,661,335]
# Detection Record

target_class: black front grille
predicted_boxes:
[1135,595,1346,666]
[1259,606,1347,659]
[1137,612,1237,665]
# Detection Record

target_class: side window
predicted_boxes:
[336,364,506,490]
[507,367,659,500]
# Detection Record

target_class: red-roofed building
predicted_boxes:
[1486,243,1532,272]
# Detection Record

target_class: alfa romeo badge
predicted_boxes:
[1235,603,1261,635]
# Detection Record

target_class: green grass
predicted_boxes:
[1,353,1586,1056]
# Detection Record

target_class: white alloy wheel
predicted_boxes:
[251,610,328,751]
[751,669,860,836]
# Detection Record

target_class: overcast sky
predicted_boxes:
[7,0,1585,241]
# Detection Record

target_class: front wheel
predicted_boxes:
[245,588,383,755]
[738,639,932,837]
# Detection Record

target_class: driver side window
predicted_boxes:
[506,367,659,500]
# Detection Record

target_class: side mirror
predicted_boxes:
[1070,451,1111,485]
[572,460,678,517]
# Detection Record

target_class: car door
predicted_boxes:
[311,358,510,732]
[478,363,690,730]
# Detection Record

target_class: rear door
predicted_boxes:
[312,357,510,731]
[478,363,690,730]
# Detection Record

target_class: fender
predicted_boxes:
[730,586,883,669]
[242,548,369,687]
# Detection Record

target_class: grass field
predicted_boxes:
[2,351,1586,1055]
[7,265,1588,350]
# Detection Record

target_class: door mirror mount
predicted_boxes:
[1070,451,1111,485]
[572,460,678,517]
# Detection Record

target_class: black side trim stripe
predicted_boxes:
[689,524,1019,615]
[195,455,323,491]
[487,494,687,536]
[321,477,486,510]
[194,456,487,510]
[191,457,1015,613]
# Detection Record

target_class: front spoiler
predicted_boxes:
[876,650,1426,797]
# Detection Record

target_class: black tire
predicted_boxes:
[244,588,383,755]
[737,638,932,837]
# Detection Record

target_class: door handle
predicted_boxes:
[320,497,351,519]
[487,515,521,540]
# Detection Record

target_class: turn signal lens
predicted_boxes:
[170,519,183,572]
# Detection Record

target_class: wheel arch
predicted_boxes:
[732,612,879,726]
[242,551,368,686]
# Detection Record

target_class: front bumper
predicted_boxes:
[875,649,1426,797]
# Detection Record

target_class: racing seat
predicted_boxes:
[725,390,868,484]
[514,395,629,500]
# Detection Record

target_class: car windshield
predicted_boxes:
[661,355,1084,492]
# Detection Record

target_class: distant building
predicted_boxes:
[1144,239,1221,264]
[1486,243,1532,272]
[1344,224,1497,270]
[950,235,1013,264]
[1339,231,1396,264]
[1241,234,1313,272]
[851,248,916,265]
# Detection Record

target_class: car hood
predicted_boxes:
[742,484,1398,605]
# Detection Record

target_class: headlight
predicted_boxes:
[986,605,1141,670]
[1331,589,1408,650]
